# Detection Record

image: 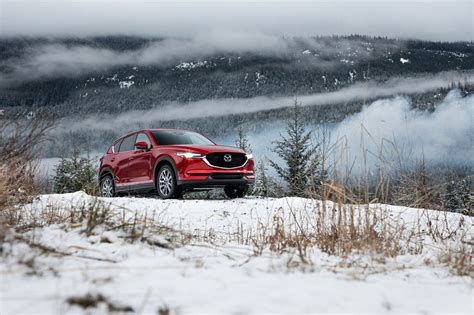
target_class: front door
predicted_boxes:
[128,132,154,186]
[114,133,137,185]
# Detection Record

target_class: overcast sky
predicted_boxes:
[0,0,472,41]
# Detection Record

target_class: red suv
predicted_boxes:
[99,129,255,199]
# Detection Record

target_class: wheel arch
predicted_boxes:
[153,156,179,184]
[99,167,114,180]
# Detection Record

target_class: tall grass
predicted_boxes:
[0,116,53,227]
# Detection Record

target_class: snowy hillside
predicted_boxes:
[1,193,472,314]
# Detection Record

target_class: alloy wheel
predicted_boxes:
[159,168,173,196]
[101,176,114,197]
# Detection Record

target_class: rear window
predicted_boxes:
[151,130,214,145]
[118,134,137,152]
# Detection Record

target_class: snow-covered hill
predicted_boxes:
[1,193,472,314]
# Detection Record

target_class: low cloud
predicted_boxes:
[223,90,473,175]
[56,70,474,134]
[0,32,403,86]
[331,89,473,172]
[0,31,293,86]
[2,0,472,41]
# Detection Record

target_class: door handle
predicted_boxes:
[129,157,135,161]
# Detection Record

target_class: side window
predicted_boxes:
[135,132,152,149]
[112,138,123,153]
[118,134,136,152]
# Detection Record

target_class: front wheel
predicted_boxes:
[224,185,248,199]
[100,174,115,197]
[157,165,182,199]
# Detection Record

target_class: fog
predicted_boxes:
[224,90,473,175]
[55,70,474,133]
[331,89,473,172]
[0,33,399,86]
[2,0,472,41]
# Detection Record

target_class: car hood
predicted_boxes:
[167,144,246,154]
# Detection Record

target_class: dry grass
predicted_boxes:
[438,244,473,276]
[250,198,404,263]
[246,179,470,265]
[0,116,53,226]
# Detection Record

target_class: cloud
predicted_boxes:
[331,89,474,172]
[0,32,405,86]
[54,70,474,134]
[0,31,292,86]
[1,0,472,41]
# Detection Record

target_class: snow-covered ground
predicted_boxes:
[1,193,472,314]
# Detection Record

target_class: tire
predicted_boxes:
[224,185,248,199]
[157,165,182,199]
[100,174,115,197]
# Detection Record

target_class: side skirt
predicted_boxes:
[115,182,155,193]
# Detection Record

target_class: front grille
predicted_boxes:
[210,173,244,180]
[205,153,247,168]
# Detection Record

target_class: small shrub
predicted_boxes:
[53,149,98,195]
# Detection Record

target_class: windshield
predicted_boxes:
[151,130,215,145]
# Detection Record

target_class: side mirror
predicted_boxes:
[134,141,148,151]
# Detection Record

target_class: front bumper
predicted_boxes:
[175,157,255,188]
[177,174,254,188]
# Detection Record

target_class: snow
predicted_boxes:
[175,61,208,70]
[302,49,311,55]
[349,70,356,82]
[400,57,410,64]
[1,192,472,314]
[255,72,266,87]
[107,74,118,82]
[119,81,134,89]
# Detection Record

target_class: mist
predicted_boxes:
[0,31,293,86]
[330,89,473,173]
[55,70,474,134]
[219,90,473,176]
[0,33,404,86]
[2,0,472,41]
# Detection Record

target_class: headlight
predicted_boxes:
[245,153,253,160]
[176,152,204,159]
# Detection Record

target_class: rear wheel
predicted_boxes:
[100,174,115,197]
[157,165,182,199]
[224,185,248,199]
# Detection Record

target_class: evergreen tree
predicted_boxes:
[252,157,285,198]
[53,149,97,195]
[444,178,471,215]
[235,126,252,153]
[270,101,316,197]
[253,158,270,197]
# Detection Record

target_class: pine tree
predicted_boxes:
[235,126,252,153]
[53,149,97,194]
[253,158,270,197]
[270,101,316,197]
[444,178,471,215]
[252,157,285,198]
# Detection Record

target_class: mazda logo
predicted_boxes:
[223,154,232,162]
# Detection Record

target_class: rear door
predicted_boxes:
[128,132,154,185]
[114,133,137,184]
